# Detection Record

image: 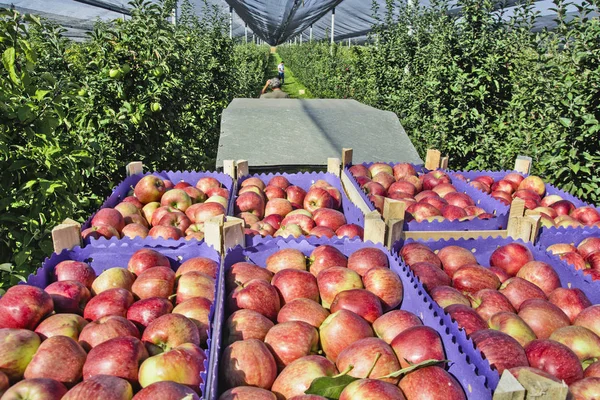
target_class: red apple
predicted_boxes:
[406,203,442,222]
[35,314,88,341]
[266,248,307,273]
[123,195,144,209]
[176,271,215,304]
[308,245,347,277]
[127,249,170,276]
[452,264,501,293]
[347,247,388,277]
[515,261,561,295]
[491,179,518,195]
[227,279,280,321]
[272,269,319,305]
[183,186,207,204]
[45,280,90,314]
[171,297,211,345]
[83,288,134,321]
[264,185,287,200]
[303,188,333,213]
[319,310,373,362]
[127,297,174,332]
[349,164,370,178]
[372,310,422,344]
[518,299,570,340]
[568,377,600,399]
[157,212,191,233]
[132,266,175,300]
[0,285,53,330]
[336,224,364,239]
[389,181,417,196]
[196,176,222,193]
[572,207,600,225]
[148,225,183,240]
[337,337,400,384]
[398,366,466,400]
[271,356,337,400]
[372,172,395,191]
[391,325,445,368]
[313,208,346,231]
[160,189,192,212]
[265,321,319,369]
[436,246,477,278]
[185,202,226,224]
[518,176,546,197]
[362,267,403,311]
[265,198,293,218]
[138,343,206,390]
[286,185,307,205]
[132,381,199,400]
[488,312,537,347]
[470,329,529,374]
[410,262,451,291]
[445,304,487,335]
[63,375,132,400]
[54,261,96,289]
[492,190,513,205]
[309,226,335,238]
[401,243,441,268]
[369,163,393,177]
[499,277,547,309]
[340,378,406,400]
[221,339,277,390]
[79,315,140,350]
[24,336,86,386]
[82,225,121,240]
[122,223,149,239]
[92,208,125,232]
[578,237,600,259]
[548,287,592,323]
[559,252,589,271]
[224,309,274,346]
[316,267,363,308]
[83,336,148,384]
[470,289,515,321]
[525,339,583,384]
[330,289,383,324]
[586,362,600,378]
[281,213,316,234]
[226,262,273,293]
[264,214,283,231]
[176,257,217,279]
[141,314,199,355]
[574,305,600,337]
[277,299,330,328]
[549,199,575,216]
[490,243,534,276]
[2,378,67,399]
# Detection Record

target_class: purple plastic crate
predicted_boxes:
[343,162,510,231]
[26,238,221,397]
[392,235,600,390]
[233,172,365,246]
[448,169,600,232]
[206,237,494,400]
[82,170,234,246]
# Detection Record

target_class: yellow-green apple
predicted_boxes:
[185,224,205,241]
[362,267,402,311]
[115,202,141,219]
[0,328,41,381]
[372,310,422,344]
[63,375,132,400]
[221,339,277,390]
[550,326,600,367]
[281,214,315,234]
[445,304,487,335]
[141,314,199,355]
[518,299,570,339]
[308,245,347,277]
[160,189,192,212]
[83,336,148,384]
[368,163,393,177]
[225,309,274,346]
[24,336,86,386]
[347,247,388,276]
[515,261,560,295]
[518,176,546,197]
[277,299,330,328]
[225,262,273,293]
[205,195,228,209]
[92,208,125,232]
[134,175,166,204]
[406,203,442,222]
[185,202,226,224]
[196,176,222,193]
[399,366,465,400]
[286,185,307,205]
[337,338,400,383]
[401,243,442,268]
[35,314,88,341]
[142,202,160,224]
[316,267,363,308]
[123,196,144,209]
[92,267,135,295]
[452,264,501,293]
[132,381,199,400]
[266,249,307,273]
[559,252,589,270]
[131,267,175,300]
[219,387,275,400]
[239,185,265,199]
[410,262,451,290]
[391,325,445,369]
[148,225,183,240]
[525,339,583,384]
[83,288,134,321]
[0,285,53,330]
[340,378,406,400]
[227,278,280,321]
[430,286,471,309]
[499,277,547,309]
[172,297,211,345]
[549,287,592,323]
[330,289,383,323]
[2,378,68,399]
[469,289,515,321]
[127,249,170,276]
[183,186,207,204]
[488,312,537,347]
[272,269,319,305]
[54,260,96,289]
[175,271,215,304]
[575,305,600,337]
[176,257,217,279]
[235,192,265,219]
[470,329,529,374]
[271,355,337,399]
[79,315,140,350]
[568,377,600,399]
[45,280,91,314]
[303,188,333,213]
[122,223,149,239]
[265,321,319,369]
[319,310,373,362]
[138,343,205,390]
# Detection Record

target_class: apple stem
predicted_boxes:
[168,293,177,300]
[333,365,354,378]
[365,353,382,378]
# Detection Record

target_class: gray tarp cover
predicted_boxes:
[1,0,592,44]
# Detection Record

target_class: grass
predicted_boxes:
[267,52,313,99]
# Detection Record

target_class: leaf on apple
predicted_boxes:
[379,358,450,379]
[304,373,359,399]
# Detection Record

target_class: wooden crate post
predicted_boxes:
[516,369,568,400]
[223,160,235,179]
[126,162,143,177]
[364,211,386,244]
[340,171,372,215]
[383,198,406,249]
[341,148,353,166]
[52,219,81,253]
[425,149,441,170]
[493,370,525,400]
[440,156,449,169]
[327,157,341,177]
[223,216,245,251]
[514,155,532,174]
[235,160,249,180]
[204,215,225,253]
[507,198,527,240]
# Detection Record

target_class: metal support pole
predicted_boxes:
[229,7,233,39]
[331,8,335,45]
[310,25,313,42]
[300,32,303,44]
[348,38,351,47]
[171,1,177,25]
[245,24,248,43]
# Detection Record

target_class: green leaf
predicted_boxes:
[0,263,13,273]
[379,359,449,379]
[35,90,51,101]
[559,118,572,128]
[304,374,359,399]
[2,47,19,85]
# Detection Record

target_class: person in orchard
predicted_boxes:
[278,61,285,84]
[260,78,290,99]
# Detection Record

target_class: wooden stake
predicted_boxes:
[204,215,224,253]
[52,219,81,253]
[236,160,249,180]
[425,149,441,170]
[514,155,532,174]
[126,162,143,177]
[364,211,386,244]
[223,217,245,250]
[327,158,341,177]
[493,370,525,400]
[516,369,568,400]
[440,156,449,169]
[341,148,353,166]
[223,160,235,179]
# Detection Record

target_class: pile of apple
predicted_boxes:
[219,245,468,400]
[455,172,600,228]
[234,176,363,239]
[400,241,600,396]
[0,248,219,399]
[83,174,229,241]
[349,163,496,222]
[546,236,600,280]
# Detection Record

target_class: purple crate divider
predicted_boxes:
[26,238,221,398]
[393,235,600,390]
[343,163,509,231]
[82,170,234,246]
[208,237,493,400]
[233,172,365,246]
